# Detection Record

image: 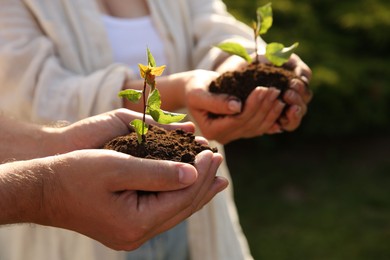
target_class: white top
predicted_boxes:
[102,15,168,76]
[0,0,255,259]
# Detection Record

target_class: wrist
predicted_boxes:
[39,126,73,157]
[0,158,56,225]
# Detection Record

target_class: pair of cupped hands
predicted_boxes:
[183,53,313,144]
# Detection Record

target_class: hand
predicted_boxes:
[279,53,313,131]
[56,108,196,153]
[15,149,227,250]
[185,70,285,144]
[214,53,313,136]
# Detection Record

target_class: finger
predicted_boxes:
[144,153,225,237]
[253,100,285,136]
[238,86,278,127]
[112,155,198,192]
[123,176,229,250]
[238,87,282,137]
[284,54,312,80]
[114,108,196,133]
[155,122,196,133]
[265,123,283,134]
[206,87,279,143]
[191,153,225,210]
[194,114,238,143]
[188,87,242,115]
[192,152,223,205]
[278,105,302,132]
[122,152,225,249]
[290,79,313,104]
[64,109,137,150]
[146,175,228,244]
[111,108,144,131]
[194,136,209,145]
[283,89,307,116]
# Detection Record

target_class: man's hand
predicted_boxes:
[0,149,227,250]
[57,108,196,153]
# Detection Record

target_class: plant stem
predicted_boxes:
[141,79,147,143]
[254,27,259,64]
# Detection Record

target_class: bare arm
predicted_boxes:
[0,109,227,249]
[0,109,196,162]
[0,149,228,250]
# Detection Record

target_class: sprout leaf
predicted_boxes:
[131,119,148,143]
[148,89,186,124]
[216,42,252,63]
[118,89,142,103]
[257,3,273,35]
[265,42,299,66]
[147,89,162,111]
[150,109,187,124]
[147,47,156,67]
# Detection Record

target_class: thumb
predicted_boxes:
[113,156,198,192]
[189,90,242,115]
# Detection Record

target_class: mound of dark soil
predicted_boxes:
[103,125,217,165]
[209,62,297,107]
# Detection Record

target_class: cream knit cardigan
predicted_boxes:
[0,0,263,259]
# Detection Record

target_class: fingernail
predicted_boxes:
[301,76,309,87]
[294,105,302,116]
[275,129,283,134]
[290,79,300,90]
[179,165,197,185]
[286,90,295,100]
[257,87,267,102]
[228,98,242,113]
[269,87,281,101]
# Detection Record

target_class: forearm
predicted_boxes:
[0,159,52,225]
[0,115,63,162]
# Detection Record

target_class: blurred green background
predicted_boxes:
[222,0,390,259]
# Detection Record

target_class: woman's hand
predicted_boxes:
[184,70,285,144]
[278,54,313,131]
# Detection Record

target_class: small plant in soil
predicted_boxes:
[104,48,217,164]
[209,2,300,115]
[117,47,186,144]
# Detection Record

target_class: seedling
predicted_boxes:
[118,48,186,143]
[217,3,299,66]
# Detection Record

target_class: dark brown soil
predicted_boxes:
[103,125,217,165]
[209,62,297,116]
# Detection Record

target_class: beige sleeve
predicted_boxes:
[0,0,133,123]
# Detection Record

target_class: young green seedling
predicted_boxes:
[217,2,299,66]
[118,48,186,143]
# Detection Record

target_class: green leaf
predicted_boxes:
[147,89,162,111]
[257,3,273,35]
[149,108,186,124]
[118,89,142,102]
[216,42,252,63]
[130,119,148,144]
[147,47,156,67]
[265,42,299,66]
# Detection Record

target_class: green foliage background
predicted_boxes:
[222,0,390,259]
[223,0,390,137]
